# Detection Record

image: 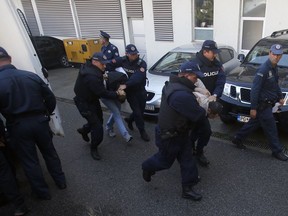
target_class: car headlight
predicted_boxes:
[223,83,232,96]
[284,92,288,105]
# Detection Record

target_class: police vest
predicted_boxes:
[158,82,193,134]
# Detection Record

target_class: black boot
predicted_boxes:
[232,136,246,149]
[182,185,202,201]
[140,130,150,142]
[91,148,101,160]
[196,150,210,167]
[77,128,90,142]
[124,118,134,131]
[142,170,155,182]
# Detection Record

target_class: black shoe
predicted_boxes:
[77,128,90,142]
[91,148,101,160]
[142,170,155,182]
[196,152,210,167]
[14,205,29,216]
[56,182,67,190]
[140,131,150,142]
[182,186,202,201]
[124,118,134,131]
[272,151,288,161]
[232,136,246,149]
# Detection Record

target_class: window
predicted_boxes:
[194,0,213,40]
[218,48,234,64]
[240,0,266,52]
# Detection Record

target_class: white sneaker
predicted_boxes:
[107,129,116,137]
[125,134,133,142]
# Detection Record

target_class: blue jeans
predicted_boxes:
[101,98,131,139]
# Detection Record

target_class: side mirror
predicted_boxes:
[42,67,48,78]
[237,54,245,63]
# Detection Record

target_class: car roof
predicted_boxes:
[170,41,236,53]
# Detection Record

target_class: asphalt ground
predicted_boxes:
[1,67,288,216]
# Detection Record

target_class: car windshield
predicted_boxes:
[151,52,196,74]
[245,40,288,67]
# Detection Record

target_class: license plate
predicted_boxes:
[145,104,155,111]
[237,115,250,123]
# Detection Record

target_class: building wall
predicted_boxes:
[264,0,288,36]
[143,0,193,67]
[214,0,241,52]
[10,0,288,68]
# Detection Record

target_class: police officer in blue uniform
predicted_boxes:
[107,44,150,142]
[100,30,119,60]
[142,61,207,201]
[0,47,66,200]
[190,40,226,166]
[232,44,288,161]
[74,52,125,160]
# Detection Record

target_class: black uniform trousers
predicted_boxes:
[190,116,212,153]
[74,97,104,149]
[126,90,146,132]
[0,150,25,208]
[235,105,283,154]
[142,126,199,186]
[7,115,65,197]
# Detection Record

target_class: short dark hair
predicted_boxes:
[208,101,223,114]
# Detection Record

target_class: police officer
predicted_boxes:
[0,47,66,200]
[232,44,288,161]
[74,52,125,160]
[99,30,119,60]
[142,61,207,201]
[190,40,226,167]
[107,44,150,142]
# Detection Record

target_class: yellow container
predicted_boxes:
[63,38,101,63]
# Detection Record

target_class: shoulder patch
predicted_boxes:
[140,67,145,72]
[256,72,263,77]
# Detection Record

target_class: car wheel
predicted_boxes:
[59,55,70,67]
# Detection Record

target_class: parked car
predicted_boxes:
[30,36,69,69]
[144,42,240,116]
[219,29,288,130]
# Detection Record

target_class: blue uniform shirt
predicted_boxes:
[107,56,147,92]
[101,42,119,60]
[250,59,283,109]
[0,64,56,119]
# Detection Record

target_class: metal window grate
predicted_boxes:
[35,0,76,37]
[125,0,143,18]
[152,0,173,41]
[74,0,124,39]
[21,0,40,36]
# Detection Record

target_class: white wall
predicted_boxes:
[264,0,288,37]
[143,0,193,68]
[214,0,241,52]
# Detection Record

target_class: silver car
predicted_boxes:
[145,42,240,116]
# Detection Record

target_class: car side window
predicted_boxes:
[218,48,234,64]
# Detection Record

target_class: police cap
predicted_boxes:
[180,61,204,78]
[0,47,10,59]
[92,52,109,64]
[100,30,110,39]
[270,44,283,55]
[202,40,221,54]
[125,44,139,55]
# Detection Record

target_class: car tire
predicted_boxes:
[59,55,70,67]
